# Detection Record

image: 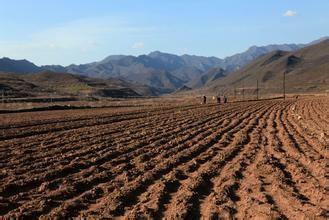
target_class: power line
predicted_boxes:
[283,71,286,100]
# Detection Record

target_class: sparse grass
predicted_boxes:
[61,83,91,93]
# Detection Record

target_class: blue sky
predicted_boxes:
[0,0,328,65]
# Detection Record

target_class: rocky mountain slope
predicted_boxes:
[205,39,329,95]
[187,67,225,89]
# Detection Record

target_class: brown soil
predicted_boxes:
[0,97,328,219]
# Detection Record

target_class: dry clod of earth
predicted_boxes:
[0,97,328,219]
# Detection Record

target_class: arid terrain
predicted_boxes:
[0,97,328,219]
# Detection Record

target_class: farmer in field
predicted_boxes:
[223,96,227,103]
[202,95,207,104]
[216,96,221,104]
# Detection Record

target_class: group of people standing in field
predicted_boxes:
[201,95,227,105]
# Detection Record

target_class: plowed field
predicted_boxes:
[0,98,328,219]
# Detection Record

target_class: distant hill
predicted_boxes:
[205,40,329,95]
[0,57,41,74]
[220,44,305,73]
[218,37,329,74]
[0,72,39,97]
[0,71,159,98]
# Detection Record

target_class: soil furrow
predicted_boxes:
[1,97,328,219]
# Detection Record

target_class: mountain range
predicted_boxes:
[42,44,307,91]
[0,36,328,96]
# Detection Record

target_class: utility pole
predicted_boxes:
[242,82,245,101]
[256,80,259,100]
[1,90,4,104]
[283,71,286,100]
